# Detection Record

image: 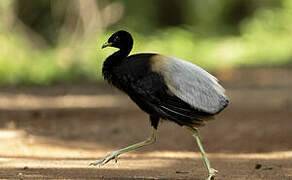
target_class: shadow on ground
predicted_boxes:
[0,69,292,179]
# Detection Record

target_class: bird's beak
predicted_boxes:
[102,42,112,49]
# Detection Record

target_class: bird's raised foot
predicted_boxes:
[89,151,119,166]
[206,168,218,180]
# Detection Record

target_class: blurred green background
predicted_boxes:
[0,0,291,86]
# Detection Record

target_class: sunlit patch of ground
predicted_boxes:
[0,113,291,179]
[0,94,133,110]
[0,135,291,180]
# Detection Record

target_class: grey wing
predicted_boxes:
[153,55,229,114]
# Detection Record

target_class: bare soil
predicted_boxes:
[0,68,292,180]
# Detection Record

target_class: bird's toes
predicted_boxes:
[206,175,215,180]
[114,154,119,163]
[210,168,218,174]
[89,160,102,166]
[90,153,118,167]
[89,161,98,166]
[206,168,218,180]
[89,159,107,166]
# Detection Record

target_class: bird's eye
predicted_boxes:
[114,36,120,42]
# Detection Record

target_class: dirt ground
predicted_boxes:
[0,68,292,180]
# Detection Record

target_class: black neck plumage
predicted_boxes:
[102,49,130,83]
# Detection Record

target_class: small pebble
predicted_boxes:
[255,163,262,169]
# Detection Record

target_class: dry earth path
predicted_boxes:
[0,68,291,179]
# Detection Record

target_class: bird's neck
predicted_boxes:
[102,49,130,82]
[103,49,130,68]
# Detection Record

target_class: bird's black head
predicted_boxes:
[102,30,133,52]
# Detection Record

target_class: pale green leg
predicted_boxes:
[186,127,218,180]
[90,127,157,166]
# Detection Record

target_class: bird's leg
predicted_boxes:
[90,127,157,166]
[186,127,218,180]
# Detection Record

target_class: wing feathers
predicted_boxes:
[150,55,229,114]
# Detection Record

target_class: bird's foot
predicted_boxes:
[206,168,218,180]
[89,151,120,166]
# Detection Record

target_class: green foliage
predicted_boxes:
[0,0,291,86]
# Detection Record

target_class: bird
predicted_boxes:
[90,30,229,180]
